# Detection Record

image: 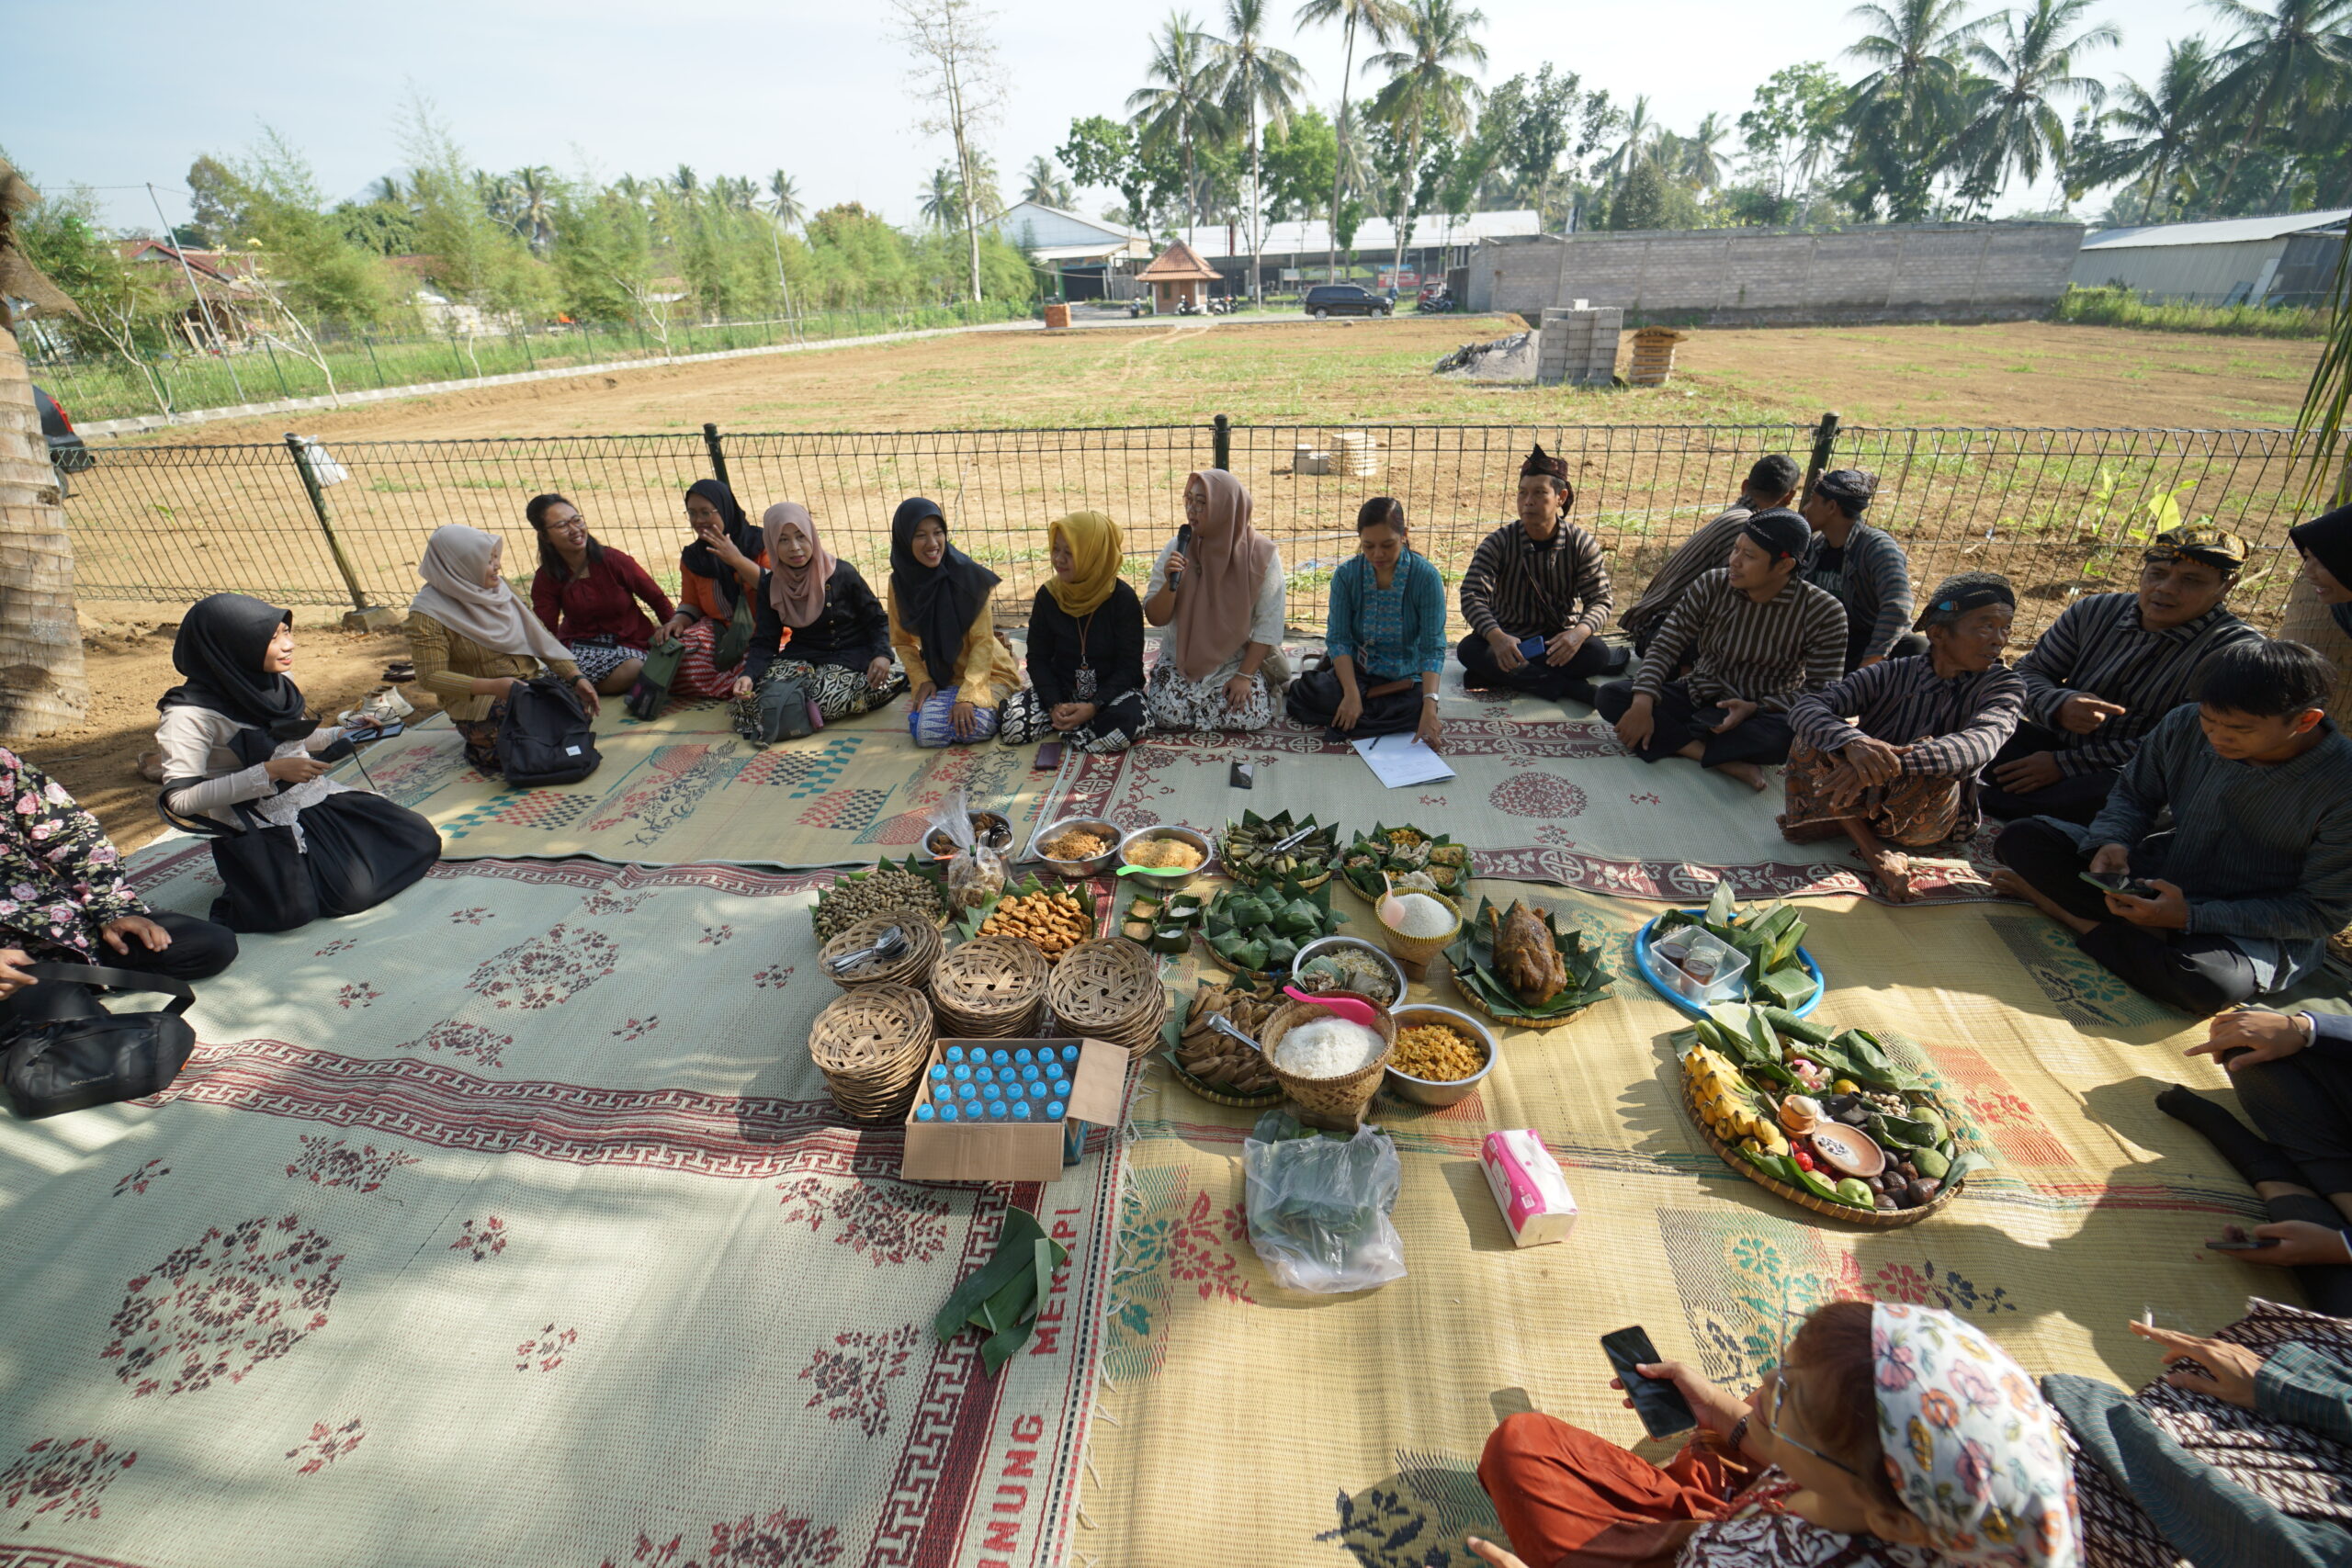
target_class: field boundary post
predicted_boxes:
[282,432,393,629]
[1212,413,1230,471]
[702,422,732,490]
[1804,410,1842,494]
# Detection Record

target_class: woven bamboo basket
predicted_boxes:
[932,936,1049,1037]
[1445,976,1590,1032]
[808,984,935,1122]
[1683,1080,1967,1228]
[1048,939,1168,1056]
[1369,889,1464,980]
[819,917,942,992]
[1258,992,1396,1130]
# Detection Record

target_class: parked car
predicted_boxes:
[1303,284,1392,319]
[33,385,93,496]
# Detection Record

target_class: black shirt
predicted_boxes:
[1025,581,1145,709]
[741,560,893,682]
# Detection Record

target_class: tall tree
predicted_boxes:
[1600,94,1658,193]
[1128,11,1226,225]
[1206,0,1307,305]
[888,0,1008,303]
[1293,0,1407,283]
[1022,155,1075,207]
[1737,62,1849,197]
[1365,0,1486,286]
[2204,0,2352,202]
[918,166,965,231]
[1683,111,1732,189]
[765,170,806,230]
[512,165,559,251]
[1840,0,1991,219]
[1955,0,2118,213]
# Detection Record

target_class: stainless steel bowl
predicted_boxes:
[1291,934,1408,1010]
[1382,1003,1499,1108]
[1114,824,1214,891]
[1031,817,1123,876]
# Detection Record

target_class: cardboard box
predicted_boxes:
[900,1038,1126,1184]
[1480,1129,1578,1247]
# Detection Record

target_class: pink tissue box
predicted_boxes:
[1481,1129,1578,1247]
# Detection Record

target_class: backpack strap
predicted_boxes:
[20,963,196,1015]
[155,792,272,840]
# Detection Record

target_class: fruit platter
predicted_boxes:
[1634,883,1823,1018]
[1678,1001,1987,1226]
[1200,875,1346,981]
[1442,896,1611,1030]
[1217,810,1340,888]
[1333,823,1475,903]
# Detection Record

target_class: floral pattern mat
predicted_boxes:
[0,844,1124,1568]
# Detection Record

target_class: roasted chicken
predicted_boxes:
[1491,899,1566,1006]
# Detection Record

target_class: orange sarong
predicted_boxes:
[1477,1413,1752,1568]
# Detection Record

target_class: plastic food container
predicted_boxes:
[1649,927,1749,1006]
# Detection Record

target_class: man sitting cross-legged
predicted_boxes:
[1991,638,2352,1017]
[1593,508,1847,793]
[1780,571,2025,901]
[1455,443,1625,706]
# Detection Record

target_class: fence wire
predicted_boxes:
[62,420,2334,647]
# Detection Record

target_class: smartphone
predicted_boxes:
[1229,761,1255,789]
[1599,1325,1697,1439]
[1518,635,1549,660]
[1033,741,1066,771]
[2205,1236,2281,1251]
[2078,870,2156,899]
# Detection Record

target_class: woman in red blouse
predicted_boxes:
[526,493,677,694]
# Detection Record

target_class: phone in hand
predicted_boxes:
[2205,1236,2282,1251]
[2079,870,2157,900]
[1033,741,1066,771]
[1599,1325,1698,1439]
[1518,635,1549,660]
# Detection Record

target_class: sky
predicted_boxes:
[12,0,2221,237]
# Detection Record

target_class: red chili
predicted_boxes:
[1792,1149,1816,1172]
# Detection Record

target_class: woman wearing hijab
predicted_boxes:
[2291,502,2352,639]
[526,491,674,694]
[1471,1300,2082,1568]
[888,497,1020,747]
[999,511,1148,757]
[651,479,768,700]
[158,593,440,931]
[405,525,600,773]
[729,502,901,745]
[1142,469,1288,733]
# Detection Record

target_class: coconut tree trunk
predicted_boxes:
[0,316,90,737]
[1329,18,1356,287]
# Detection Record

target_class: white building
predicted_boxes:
[1175,209,1544,290]
[2068,209,2350,307]
[985,202,1153,299]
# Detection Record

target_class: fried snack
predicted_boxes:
[975,889,1094,960]
[1391,1022,1486,1082]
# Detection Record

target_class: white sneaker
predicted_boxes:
[340,686,414,728]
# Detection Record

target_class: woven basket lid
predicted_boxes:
[809,985,934,1075]
[933,935,1049,1012]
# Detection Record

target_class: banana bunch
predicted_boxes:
[1680,1044,1789,1157]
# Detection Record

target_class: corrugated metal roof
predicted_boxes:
[1174,209,1541,260]
[2082,209,2350,251]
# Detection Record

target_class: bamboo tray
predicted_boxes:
[1682,1080,1967,1228]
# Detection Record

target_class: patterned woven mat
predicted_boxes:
[1078,879,2283,1567]
[331,702,1058,870]
[0,845,1123,1567]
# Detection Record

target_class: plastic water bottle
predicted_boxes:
[1014,1047,1034,1066]
[915,1103,936,1122]
[958,1082,978,1102]
[1053,1077,1073,1099]
[987,1100,1008,1121]
[952,1064,971,1083]
[945,1045,966,1065]
[939,1103,959,1122]
[991,1049,1012,1066]
[1020,1064,1040,1083]
[984,1083,1002,1102]
[930,1064,949,1083]
[1046,1100,1066,1120]
[1060,1044,1080,1065]
[1012,1100,1032,1120]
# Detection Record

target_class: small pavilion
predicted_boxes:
[1136,242,1219,311]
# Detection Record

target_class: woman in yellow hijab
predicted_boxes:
[1000,511,1148,757]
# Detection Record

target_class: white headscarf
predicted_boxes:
[409,525,572,663]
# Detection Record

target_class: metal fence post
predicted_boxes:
[702,423,732,491]
[363,333,386,388]
[263,338,291,399]
[283,433,394,629]
[1213,413,1231,472]
[1804,410,1841,497]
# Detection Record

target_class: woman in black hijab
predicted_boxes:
[651,479,769,699]
[156,593,440,932]
[887,497,1019,746]
[2291,502,2352,640]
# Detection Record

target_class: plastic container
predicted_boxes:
[1649,927,1749,1007]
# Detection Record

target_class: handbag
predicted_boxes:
[156,795,317,934]
[627,637,685,722]
[711,592,759,670]
[2,963,198,1120]
[497,674,602,786]
[755,678,821,743]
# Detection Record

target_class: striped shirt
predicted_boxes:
[1788,656,2025,778]
[1620,503,1750,641]
[1634,570,1849,714]
[1801,522,1915,666]
[1459,520,1614,640]
[2016,592,2262,777]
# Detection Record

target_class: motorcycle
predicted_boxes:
[1126,299,1155,319]
[1209,295,1238,315]
[1415,289,1454,313]
[1175,297,1203,316]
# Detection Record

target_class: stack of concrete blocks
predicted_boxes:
[1536,306,1622,387]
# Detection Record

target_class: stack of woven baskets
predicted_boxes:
[819,917,943,991]
[808,983,935,1121]
[931,935,1049,1037]
[1046,938,1168,1057]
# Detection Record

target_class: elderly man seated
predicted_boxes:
[1456,444,1625,706]
[1593,508,1847,792]
[1981,524,2261,824]
[1618,453,1803,656]
[1798,468,1923,672]
[1780,571,2025,901]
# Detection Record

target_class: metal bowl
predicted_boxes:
[1114,824,1214,891]
[1291,934,1408,1010]
[1382,1003,1499,1108]
[1031,817,1123,877]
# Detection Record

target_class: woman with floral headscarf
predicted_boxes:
[1141,468,1288,733]
[1470,1300,2080,1568]
[998,511,1147,757]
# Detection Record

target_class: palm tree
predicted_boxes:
[673,164,698,195]
[2204,0,2352,202]
[512,165,558,251]
[1841,0,1992,218]
[1683,111,1731,190]
[1128,12,1227,226]
[1294,0,1408,284]
[1600,94,1658,191]
[765,170,806,230]
[1955,0,2119,213]
[918,165,965,231]
[1021,155,1076,208]
[1365,0,1487,287]
[1206,0,1308,304]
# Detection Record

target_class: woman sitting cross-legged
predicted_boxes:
[406,525,602,774]
[998,511,1148,757]
[1286,496,1445,748]
[888,497,1020,748]
[648,479,768,705]
[1142,468,1288,733]
[526,491,675,694]
[729,502,902,746]
[1471,1300,2079,1568]
[1779,571,2026,902]
[157,594,440,932]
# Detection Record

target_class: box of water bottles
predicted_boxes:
[899,1037,1126,1183]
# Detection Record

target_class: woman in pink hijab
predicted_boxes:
[728,502,901,747]
[1140,469,1289,732]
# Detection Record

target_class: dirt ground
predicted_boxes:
[21,619,413,856]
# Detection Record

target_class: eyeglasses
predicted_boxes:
[1761,1368,1861,1477]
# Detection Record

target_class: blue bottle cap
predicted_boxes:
[1053,1078,1073,1099]
[939,1103,959,1122]
[1012,1100,1032,1120]
[1046,1100,1066,1119]
[1014,1047,1034,1065]
[984,1083,1002,1100]
[952,1064,971,1082]
[958,1082,978,1100]
[1061,1044,1080,1063]
[915,1103,936,1122]
[988,1100,1008,1120]
[992,1049,1012,1066]
[945,1045,965,1064]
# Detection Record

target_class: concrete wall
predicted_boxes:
[1466,221,2086,324]
[2067,236,2292,305]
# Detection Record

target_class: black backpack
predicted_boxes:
[497,675,602,786]
[2,964,198,1120]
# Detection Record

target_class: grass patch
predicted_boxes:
[2052,285,2326,341]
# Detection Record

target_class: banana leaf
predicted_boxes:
[1442,896,1611,1019]
[1704,879,1739,927]
[1754,963,1816,1011]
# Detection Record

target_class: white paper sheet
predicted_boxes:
[1351,732,1457,788]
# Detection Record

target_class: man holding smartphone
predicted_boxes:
[1456,445,1625,706]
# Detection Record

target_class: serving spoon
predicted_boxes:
[1282,987,1381,1029]
[825,924,908,975]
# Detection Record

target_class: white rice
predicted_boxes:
[1274,1018,1385,1078]
[1381,892,1455,940]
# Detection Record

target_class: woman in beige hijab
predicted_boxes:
[405,525,598,773]
[1140,469,1287,732]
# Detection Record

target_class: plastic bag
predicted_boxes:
[1242,1111,1407,1293]
[931,787,1006,911]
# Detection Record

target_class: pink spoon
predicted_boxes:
[1283,987,1380,1028]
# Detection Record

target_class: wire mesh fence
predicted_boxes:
[62,418,2336,647]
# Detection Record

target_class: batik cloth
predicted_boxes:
[1143,661,1279,734]
[729,660,901,749]
[908,686,1002,748]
